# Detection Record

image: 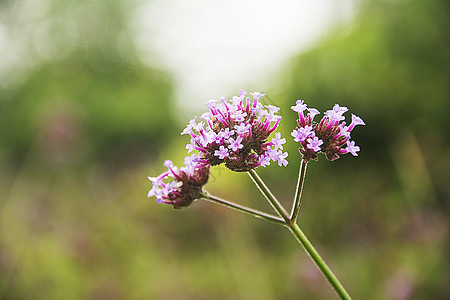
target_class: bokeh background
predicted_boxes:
[1,0,449,299]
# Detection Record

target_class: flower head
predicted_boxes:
[291,101,365,161]
[181,90,289,171]
[148,155,210,208]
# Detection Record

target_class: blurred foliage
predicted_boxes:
[0,0,175,165]
[269,0,450,298]
[1,0,449,299]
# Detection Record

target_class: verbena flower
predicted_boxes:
[181,90,288,172]
[147,154,210,208]
[291,100,365,161]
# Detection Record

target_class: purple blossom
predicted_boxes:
[233,110,248,122]
[306,136,323,152]
[230,96,242,106]
[250,101,264,115]
[307,108,320,120]
[184,153,201,173]
[291,100,365,161]
[181,117,197,135]
[214,145,229,159]
[185,138,198,153]
[259,155,271,167]
[291,100,307,113]
[325,104,348,122]
[228,136,244,152]
[273,150,289,167]
[205,99,217,110]
[345,141,360,156]
[181,90,288,171]
[347,114,366,132]
[147,157,210,208]
[291,125,314,142]
[218,128,235,139]
[200,111,212,121]
[234,123,251,136]
[271,132,286,150]
[251,92,265,102]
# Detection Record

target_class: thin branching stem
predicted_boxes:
[247,169,291,224]
[290,159,308,222]
[246,168,351,299]
[201,192,285,226]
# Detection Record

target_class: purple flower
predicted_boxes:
[271,132,286,151]
[218,128,235,139]
[345,141,360,156]
[307,108,320,120]
[306,136,323,152]
[291,100,308,113]
[347,114,366,132]
[214,145,229,159]
[325,104,348,122]
[228,136,244,152]
[291,125,314,142]
[291,100,365,161]
[273,150,289,167]
[234,123,251,136]
[181,117,198,136]
[251,91,265,102]
[232,110,248,122]
[182,90,288,172]
[148,156,210,208]
[259,155,271,167]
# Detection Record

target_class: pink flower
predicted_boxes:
[214,145,229,159]
[291,100,365,161]
[148,156,210,208]
[182,90,288,171]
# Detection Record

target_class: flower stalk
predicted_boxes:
[247,169,291,224]
[289,222,351,300]
[201,192,285,226]
[290,159,308,222]
[247,169,351,299]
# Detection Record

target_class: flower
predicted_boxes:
[181,90,289,172]
[291,125,314,142]
[291,100,307,113]
[345,141,360,156]
[214,145,229,159]
[291,100,365,161]
[228,136,244,152]
[148,155,210,208]
[270,132,286,151]
[306,136,323,152]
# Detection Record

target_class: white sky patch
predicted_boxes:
[136,0,355,117]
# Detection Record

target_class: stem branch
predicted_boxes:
[290,159,308,222]
[201,192,285,226]
[247,169,290,224]
[246,168,351,299]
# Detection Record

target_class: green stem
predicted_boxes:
[247,168,351,299]
[288,223,352,300]
[201,192,285,226]
[247,169,291,224]
[290,159,308,222]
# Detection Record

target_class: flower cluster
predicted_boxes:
[181,90,288,172]
[148,92,365,208]
[147,154,210,208]
[291,100,365,161]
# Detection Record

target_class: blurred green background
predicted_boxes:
[1,0,449,299]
